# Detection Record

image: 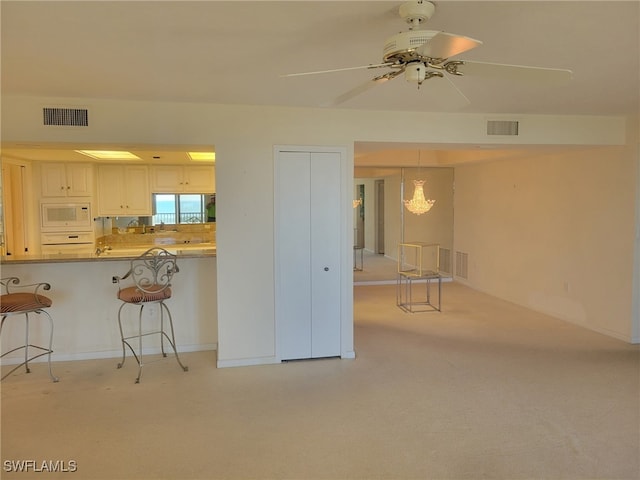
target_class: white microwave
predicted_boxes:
[41,202,92,231]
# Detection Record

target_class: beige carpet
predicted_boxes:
[1,282,639,480]
[354,251,397,284]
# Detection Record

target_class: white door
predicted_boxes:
[275,149,342,360]
[2,163,28,256]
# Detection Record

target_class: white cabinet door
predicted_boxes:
[151,165,215,193]
[41,163,68,197]
[124,166,151,215]
[275,149,342,360]
[97,165,150,216]
[66,163,93,196]
[41,163,93,197]
[97,165,126,215]
[151,165,183,192]
[183,166,215,193]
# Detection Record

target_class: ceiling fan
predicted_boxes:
[281,0,572,106]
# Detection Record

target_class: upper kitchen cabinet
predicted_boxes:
[41,163,93,197]
[97,165,151,216]
[151,165,215,193]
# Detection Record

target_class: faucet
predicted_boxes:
[95,244,112,255]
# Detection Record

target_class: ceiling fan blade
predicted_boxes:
[455,61,573,83]
[416,31,482,59]
[323,70,403,106]
[443,75,471,106]
[281,62,395,78]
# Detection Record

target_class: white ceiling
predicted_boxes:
[1,0,638,166]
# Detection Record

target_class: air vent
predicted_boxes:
[455,251,468,279]
[439,247,452,274]
[43,107,88,127]
[486,120,518,136]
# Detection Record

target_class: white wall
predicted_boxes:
[2,94,636,365]
[453,146,637,342]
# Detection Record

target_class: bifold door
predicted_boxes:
[275,149,342,360]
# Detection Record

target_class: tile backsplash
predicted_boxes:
[97,223,215,248]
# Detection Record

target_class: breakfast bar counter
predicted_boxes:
[1,244,216,264]
[0,249,217,371]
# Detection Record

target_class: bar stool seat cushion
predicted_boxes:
[117,286,172,304]
[1,293,53,313]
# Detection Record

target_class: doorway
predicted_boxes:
[374,179,384,254]
[355,184,364,249]
[1,161,28,256]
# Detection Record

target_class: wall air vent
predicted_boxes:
[486,120,518,136]
[43,107,88,127]
[455,251,469,279]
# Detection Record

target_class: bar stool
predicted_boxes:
[1,277,59,382]
[112,247,188,383]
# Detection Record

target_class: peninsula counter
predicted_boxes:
[1,250,217,371]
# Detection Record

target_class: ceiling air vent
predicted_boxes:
[43,107,88,127]
[486,120,518,136]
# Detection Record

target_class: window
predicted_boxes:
[153,194,207,225]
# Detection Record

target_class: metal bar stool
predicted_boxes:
[1,277,59,382]
[112,247,188,383]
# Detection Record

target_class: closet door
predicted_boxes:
[309,153,341,357]
[275,149,342,360]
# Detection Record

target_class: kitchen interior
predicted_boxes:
[0,144,217,259]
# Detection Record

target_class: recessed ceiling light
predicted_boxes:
[75,150,141,160]
[188,152,215,162]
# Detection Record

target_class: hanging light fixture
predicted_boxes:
[403,150,435,215]
[404,179,435,215]
[353,198,362,208]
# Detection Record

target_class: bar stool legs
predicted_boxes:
[112,248,189,383]
[1,310,59,382]
[116,301,189,384]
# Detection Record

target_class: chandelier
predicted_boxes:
[403,150,436,215]
[352,198,362,208]
[404,179,435,215]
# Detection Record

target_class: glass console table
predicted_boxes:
[396,242,442,312]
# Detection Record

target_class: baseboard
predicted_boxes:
[216,356,280,368]
[0,343,218,365]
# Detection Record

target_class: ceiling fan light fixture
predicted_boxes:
[405,62,427,83]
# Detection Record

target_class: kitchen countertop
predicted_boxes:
[0,245,216,264]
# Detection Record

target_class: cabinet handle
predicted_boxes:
[67,186,71,190]
[324,267,329,271]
